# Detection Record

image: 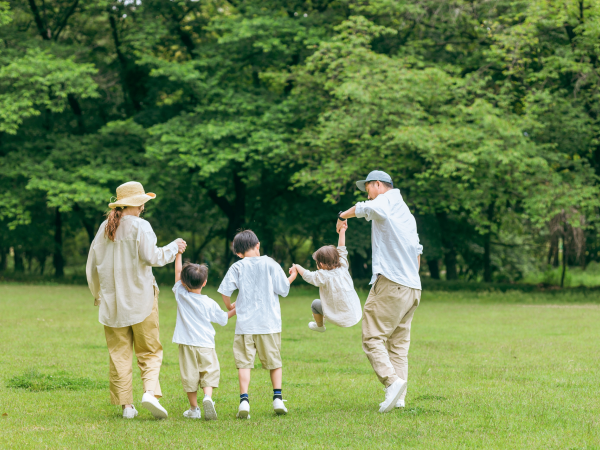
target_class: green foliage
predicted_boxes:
[0,50,98,134]
[0,0,599,283]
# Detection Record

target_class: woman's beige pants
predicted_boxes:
[362,275,421,401]
[103,289,163,405]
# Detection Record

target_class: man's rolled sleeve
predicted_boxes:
[355,201,368,219]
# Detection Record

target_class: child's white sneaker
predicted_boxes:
[236,401,250,419]
[203,397,217,421]
[122,406,138,419]
[273,398,287,415]
[141,392,168,419]
[378,378,407,413]
[395,399,405,408]
[183,407,201,419]
[308,322,326,332]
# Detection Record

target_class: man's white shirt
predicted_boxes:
[355,188,423,290]
[218,255,290,335]
[172,281,228,347]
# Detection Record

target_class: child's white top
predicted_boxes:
[172,281,228,347]
[218,255,290,335]
[301,246,362,327]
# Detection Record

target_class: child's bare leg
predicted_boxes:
[186,391,198,408]
[270,368,282,389]
[312,313,324,327]
[202,386,213,397]
[238,368,251,394]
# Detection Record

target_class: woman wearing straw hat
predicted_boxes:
[86,181,187,419]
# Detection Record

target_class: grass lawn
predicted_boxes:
[1,284,600,449]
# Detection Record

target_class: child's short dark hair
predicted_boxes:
[312,245,341,270]
[233,230,259,255]
[181,262,208,289]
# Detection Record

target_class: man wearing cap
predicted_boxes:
[86,181,187,419]
[337,170,423,413]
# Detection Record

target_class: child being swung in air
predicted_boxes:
[291,222,362,332]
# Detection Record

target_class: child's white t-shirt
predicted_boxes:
[172,281,228,347]
[218,255,290,335]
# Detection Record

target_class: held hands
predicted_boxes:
[288,265,298,277]
[175,238,187,253]
[336,220,348,233]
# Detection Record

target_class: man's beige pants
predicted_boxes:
[103,288,163,405]
[362,275,421,400]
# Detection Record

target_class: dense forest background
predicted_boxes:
[1,0,600,286]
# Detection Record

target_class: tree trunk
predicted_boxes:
[436,212,458,280]
[548,235,559,266]
[483,231,492,283]
[560,237,568,288]
[14,248,25,272]
[427,258,440,280]
[53,209,65,277]
[0,247,7,272]
[38,253,47,275]
[483,202,495,283]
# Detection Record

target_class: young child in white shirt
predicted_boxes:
[173,252,236,420]
[218,230,297,419]
[291,221,362,332]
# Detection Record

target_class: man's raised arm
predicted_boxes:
[337,206,357,232]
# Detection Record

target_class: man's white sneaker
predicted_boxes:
[203,397,217,421]
[122,406,138,419]
[273,398,287,415]
[183,407,201,419]
[141,392,168,419]
[236,401,250,419]
[308,322,326,332]
[378,378,407,413]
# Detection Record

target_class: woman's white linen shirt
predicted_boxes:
[301,246,362,327]
[218,255,290,335]
[86,215,179,328]
[172,281,228,347]
[355,189,423,290]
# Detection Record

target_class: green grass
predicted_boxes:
[1,285,600,449]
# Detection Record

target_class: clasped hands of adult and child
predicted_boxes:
[288,220,348,276]
[175,238,187,254]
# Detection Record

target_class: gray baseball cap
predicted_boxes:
[356,170,393,192]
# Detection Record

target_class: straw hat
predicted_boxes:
[108,181,156,209]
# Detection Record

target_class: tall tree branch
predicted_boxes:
[28,0,51,40]
[53,0,79,41]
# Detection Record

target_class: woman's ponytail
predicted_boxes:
[104,207,124,242]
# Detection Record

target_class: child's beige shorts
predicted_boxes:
[233,333,282,370]
[178,344,220,392]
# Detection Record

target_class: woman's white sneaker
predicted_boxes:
[183,407,201,419]
[141,392,168,419]
[203,397,217,421]
[236,401,250,419]
[308,322,326,332]
[378,378,407,413]
[122,406,138,419]
[273,398,288,415]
